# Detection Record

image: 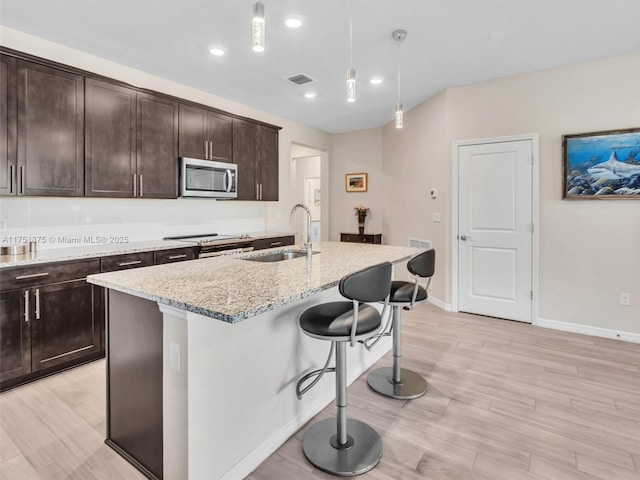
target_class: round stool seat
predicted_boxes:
[389,281,427,304]
[300,302,382,338]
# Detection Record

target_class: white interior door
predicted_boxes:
[458,140,533,322]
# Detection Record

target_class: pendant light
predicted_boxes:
[252,1,265,52]
[392,29,407,128]
[346,0,356,102]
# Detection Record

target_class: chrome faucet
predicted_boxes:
[289,203,313,257]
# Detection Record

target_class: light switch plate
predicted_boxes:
[432,212,441,223]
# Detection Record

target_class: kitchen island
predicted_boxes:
[87,241,424,480]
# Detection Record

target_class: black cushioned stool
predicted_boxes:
[367,249,435,400]
[296,262,392,476]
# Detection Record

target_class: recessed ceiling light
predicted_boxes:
[285,15,303,28]
[304,91,317,99]
[209,47,226,56]
[370,77,384,85]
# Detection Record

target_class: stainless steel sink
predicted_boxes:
[242,250,317,262]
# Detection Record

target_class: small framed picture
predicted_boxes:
[345,173,368,192]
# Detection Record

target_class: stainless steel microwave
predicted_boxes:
[179,158,237,198]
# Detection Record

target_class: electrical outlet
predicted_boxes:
[170,342,181,372]
[620,292,631,306]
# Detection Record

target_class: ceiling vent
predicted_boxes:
[285,73,316,85]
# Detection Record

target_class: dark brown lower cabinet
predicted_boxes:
[0,259,103,391]
[107,290,163,480]
[31,280,102,372]
[0,289,30,382]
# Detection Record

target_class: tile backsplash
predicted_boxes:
[0,197,266,249]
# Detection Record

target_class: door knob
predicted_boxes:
[460,235,472,241]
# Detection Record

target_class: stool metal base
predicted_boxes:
[367,367,427,400]
[302,418,382,476]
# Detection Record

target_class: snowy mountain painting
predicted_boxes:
[563,129,640,198]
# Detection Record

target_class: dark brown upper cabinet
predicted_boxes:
[256,125,279,201]
[232,118,257,200]
[86,79,178,199]
[232,119,279,201]
[0,55,17,196]
[85,79,136,197]
[136,92,179,198]
[17,60,84,196]
[178,104,232,162]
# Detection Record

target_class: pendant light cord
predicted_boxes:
[349,0,353,68]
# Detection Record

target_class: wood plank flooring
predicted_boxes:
[1,303,639,479]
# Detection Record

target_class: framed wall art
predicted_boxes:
[563,128,640,199]
[345,173,368,192]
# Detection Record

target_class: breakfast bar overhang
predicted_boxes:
[88,242,423,480]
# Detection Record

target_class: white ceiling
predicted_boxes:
[1,1,639,133]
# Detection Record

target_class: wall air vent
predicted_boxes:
[408,237,431,250]
[285,73,317,85]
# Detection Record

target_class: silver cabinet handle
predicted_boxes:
[19,165,24,195]
[256,183,259,200]
[24,290,29,322]
[270,242,282,247]
[9,165,14,194]
[259,183,263,200]
[460,235,473,241]
[168,254,187,260]
[118,260,142,267]
[139,174,143,197]
[205,140,208,159]
[209,141,214,158]
[15,272,49,280]
[35,288,41,320]
[133,174,137,197]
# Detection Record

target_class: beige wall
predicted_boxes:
[375,53,639,335]
[329,128,385,239]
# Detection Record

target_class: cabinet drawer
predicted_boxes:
[0,258,100,292]
[101,252,154,272]
[340,233,382,244]
[253,235,295,250]
[154,247,197,265]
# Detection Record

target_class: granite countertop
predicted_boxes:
[87,242,424,323]
[0,240,191,268]
[0,232,293,268]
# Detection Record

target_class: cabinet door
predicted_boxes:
[232,118,257,200]
[207,112,232,162]
[0,290,30,382]
[31,280,101,371]
[85,79,136,197]
[17,60,84,196]
[178,103,207,159]
[256,125,279,201]
[0,55,17,196]
[137,92,178,198]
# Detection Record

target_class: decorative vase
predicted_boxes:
[358,215,366,235]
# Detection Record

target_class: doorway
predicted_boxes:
[452,134,539,323]
[291,144,324,244]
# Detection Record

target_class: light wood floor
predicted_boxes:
[1,304,639,480]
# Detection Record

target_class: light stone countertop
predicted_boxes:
[0,232,294,268]
[87,241,425,323]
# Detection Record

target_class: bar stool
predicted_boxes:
[367,249,435,400]
[296,262,392,476]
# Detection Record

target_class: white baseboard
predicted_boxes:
[220,337,392,480]
[428,296,454,312]
[535,317,640,344]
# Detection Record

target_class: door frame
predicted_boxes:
[451,133,540,323]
